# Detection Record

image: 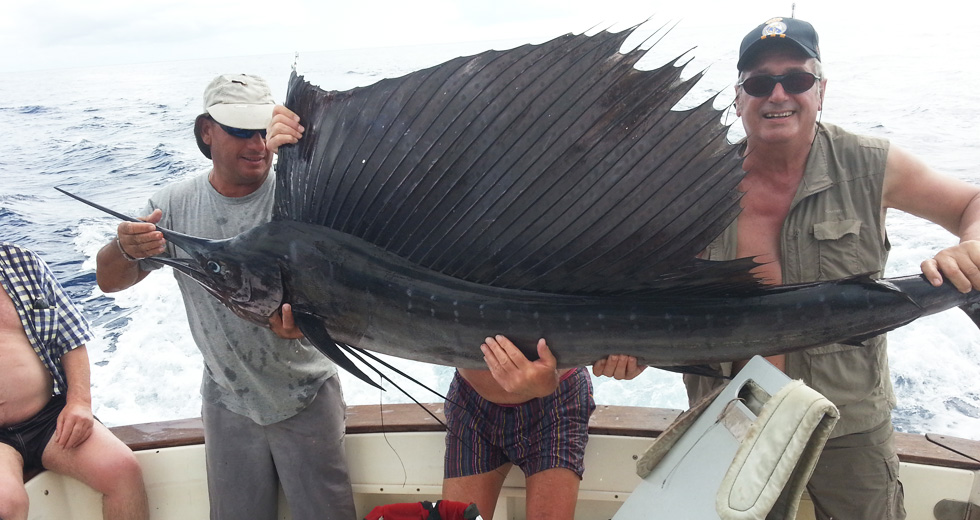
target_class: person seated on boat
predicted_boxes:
[674,16,980,520]
[0,242,149,520]
[95,75,356,520]
[267,107,647,520]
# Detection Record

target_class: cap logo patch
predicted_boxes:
[760,19,788,40]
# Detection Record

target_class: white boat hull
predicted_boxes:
[25,421,980,519]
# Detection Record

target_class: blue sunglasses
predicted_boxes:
[218,123,267,140]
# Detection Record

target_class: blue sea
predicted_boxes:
[1,19,978,440]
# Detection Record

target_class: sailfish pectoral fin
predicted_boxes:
[292,312,384,390]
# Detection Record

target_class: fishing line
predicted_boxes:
[336,343,492,474]
[338,343,487,465]
[344,345,452,402]
[373,367,410,488]
[339,343,563,482]
[340,343,451,423]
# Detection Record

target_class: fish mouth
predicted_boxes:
[145,237,220,280]
[153,253,249,302]
[132,228,279,324]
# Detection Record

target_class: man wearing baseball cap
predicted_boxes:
[681,16,980,520]
[96,74,356,520]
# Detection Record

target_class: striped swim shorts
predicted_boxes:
[443,367,595,479]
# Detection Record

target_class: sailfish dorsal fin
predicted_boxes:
[274,27,761,295]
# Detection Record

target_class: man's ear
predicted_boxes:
[201,119,214,146]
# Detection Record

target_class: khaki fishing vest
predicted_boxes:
[689,122,895,438]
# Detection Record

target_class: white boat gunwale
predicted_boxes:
[23,403,980,520]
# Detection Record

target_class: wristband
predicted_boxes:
[116,238,138,262]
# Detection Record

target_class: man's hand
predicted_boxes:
[116,209,165,260]
[591,355,647,380]
[54,401,94,449]
[481,335,559,398]
[922,239,980,293]
[267,105,304,154]
[269,303,304,339]
[98,210,164,292]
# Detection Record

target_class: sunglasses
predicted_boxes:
[737,72,820,97]
[218,123,267,140]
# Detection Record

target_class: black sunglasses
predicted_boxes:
[218,123,267,140]
[737,72,820,97]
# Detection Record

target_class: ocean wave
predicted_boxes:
[1,104,53,115]
[0,207,32,245]
[38,138,116,174]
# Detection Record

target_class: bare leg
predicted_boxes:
[0,444,29,520]
[525,468,580,520]
[41,422,148,520]
[442,464,511,520]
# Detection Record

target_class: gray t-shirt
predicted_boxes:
[142,171,338,425]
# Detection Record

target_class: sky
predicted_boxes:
[0,0,951,74]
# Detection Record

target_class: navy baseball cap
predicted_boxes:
[737,17,820,71]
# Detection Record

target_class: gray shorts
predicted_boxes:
[202,375,355,520]
[807,419,906,520]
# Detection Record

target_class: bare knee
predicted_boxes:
[102,450,145,494]
[80,449,144,497]
[0,483,29,520]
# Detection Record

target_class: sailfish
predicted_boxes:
[59,26,980,388]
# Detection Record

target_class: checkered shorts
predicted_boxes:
[443,367,595,478]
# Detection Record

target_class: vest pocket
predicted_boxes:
[813,219,863,278]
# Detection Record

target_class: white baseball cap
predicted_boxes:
[194,73,275,158]
[202,73,276,129]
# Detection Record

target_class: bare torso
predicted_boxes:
[735,166,806,285]
[457,367,575,404]
[0,286,54,426]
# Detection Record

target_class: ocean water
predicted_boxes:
[1,19,978,441]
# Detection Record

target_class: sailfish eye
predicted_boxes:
[207,261,221,274]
